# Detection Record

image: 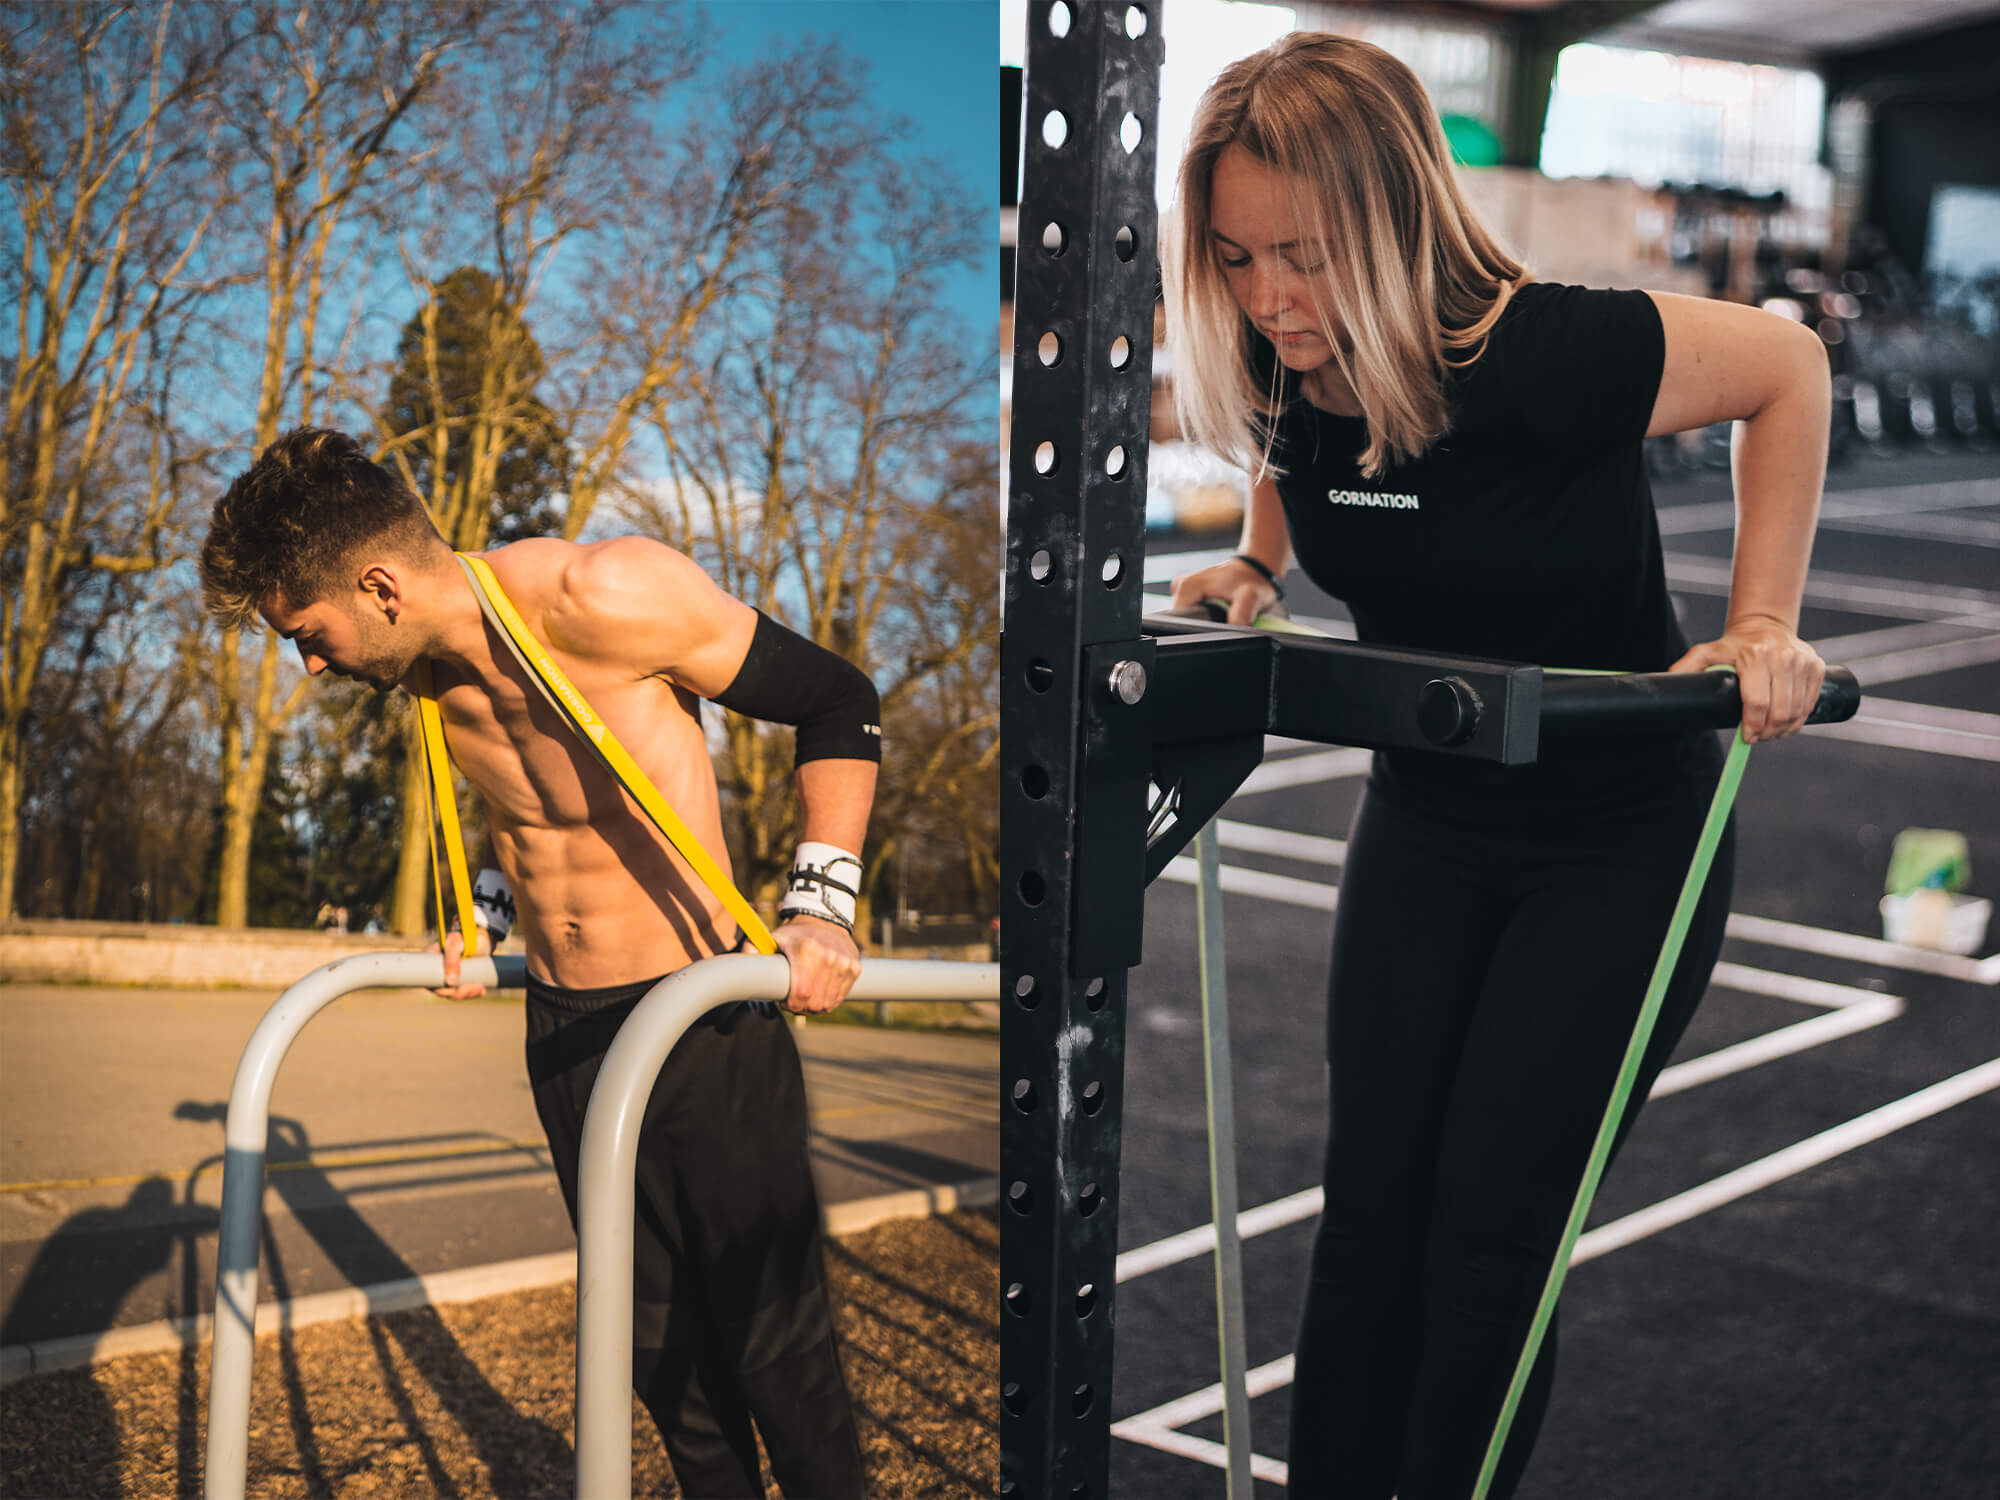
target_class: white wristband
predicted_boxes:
[778,841,862,932]
[471,866,514,943]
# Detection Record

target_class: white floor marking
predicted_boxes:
[1141,589,1356,638]
[1809,615,2000,661]
[1825,512,2000,547]
[1112,1055,2000,1482]
[1216,818,1349,865]
[1725,912,2000,985]
[1853,696,2000,736]
[1657,480,2000,540]
[1665,554,2000,622]
[1844,630,2000,685]
[1570,1055,2000,1263]
[1164,826,2000,982]
[1143,547,1239,583]
[1235,749,1374,795]
[1649,993,1905,1098]
[1111,965,1898,1284]
[1159,856,1339,910]
[1818,714,2000,761]
[1116,1187,1324,1283]
[1109,1353,1296,1485]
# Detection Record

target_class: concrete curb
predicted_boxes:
[0,1175,999,1388]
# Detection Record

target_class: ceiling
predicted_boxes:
[1587,0,2000,65]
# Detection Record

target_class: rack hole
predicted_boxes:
[1079,1181,1101,1217]
[1025,658,1054,693]
[1020,763,1050,799]
[1037,331,1062,367]
[1012,1077,1038,1112]
[1072,1384,1095,1417]
[1028,547,1054,582]
[1042,111,1069,150]
[1119,113,1142,154]
[1018,870,1046,906]
[1047,0,1071,37]
[1100,553,1123,588]
[1076,1282,1097,1318]
[1003,1380,1028,1416]
[1034,440,1058,475]
[1125,5,1148,37]
[1014,973,1039,1007]
[1115,225,1137,262]
[1109,335,1131,369]
[1105,445,1126,479]
[1084,976,1107,1010]
[1008,1179,1036,1214]
[1006,1281,1032,1318]
[1069,1484,1091,1500]
[1042,220,1067,256]
[1082,1079,1104,1114]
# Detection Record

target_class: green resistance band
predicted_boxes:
[1204,601,1751,1499]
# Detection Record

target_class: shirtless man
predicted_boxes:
[200,427,876,1499]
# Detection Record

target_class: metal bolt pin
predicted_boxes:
[1108,659,1147,704]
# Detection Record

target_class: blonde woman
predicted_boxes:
[1165,33,1828,1500]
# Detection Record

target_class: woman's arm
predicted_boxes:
[1168,472,1292,624]
[1646,291,1831,742]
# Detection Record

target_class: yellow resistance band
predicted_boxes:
[450,551,777,955]
[413,659,479,959]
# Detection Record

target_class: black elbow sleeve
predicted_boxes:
[711,610,882,766]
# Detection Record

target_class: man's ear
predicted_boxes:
[356,561,404,623]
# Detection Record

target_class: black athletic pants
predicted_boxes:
[524,974,865,1500]
[1286,755,1736,1500]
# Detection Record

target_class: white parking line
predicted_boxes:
[1110,1055,2000,1482]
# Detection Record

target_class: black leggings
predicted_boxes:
[524,976,864,1500]
[1286,772,1736,1500]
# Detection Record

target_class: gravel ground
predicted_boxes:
[1,1209,997,1500]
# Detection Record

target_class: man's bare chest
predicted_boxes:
[431,654,705,831]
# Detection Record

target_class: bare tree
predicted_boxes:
[626,127,993,913]
[196,0,481,928]
[0,1,242,916]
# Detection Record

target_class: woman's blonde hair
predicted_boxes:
[1166,32,1527,479]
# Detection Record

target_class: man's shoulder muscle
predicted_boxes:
[490,535,750,692]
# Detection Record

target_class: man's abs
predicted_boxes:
[497,817,740,989]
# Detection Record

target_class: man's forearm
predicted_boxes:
[795,758,877,855]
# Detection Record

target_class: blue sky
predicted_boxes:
[713,1,998,338]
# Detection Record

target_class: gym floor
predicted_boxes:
[1111,447,2000,1498]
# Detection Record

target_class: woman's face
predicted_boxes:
[1207,144,1344,375]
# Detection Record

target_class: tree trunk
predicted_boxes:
[213,633,284,927]
[0,729,23,919]
[392,717,432,937]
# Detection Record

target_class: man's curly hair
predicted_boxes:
[201,428,445,627]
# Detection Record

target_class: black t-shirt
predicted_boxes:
[1256,282,1716,814]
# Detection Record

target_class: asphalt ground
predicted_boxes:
[0,984,997,1354]
[1110,448,2000,1498]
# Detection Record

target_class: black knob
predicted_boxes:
[1418,676,1483,747]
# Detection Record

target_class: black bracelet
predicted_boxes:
[1231,552,1285,600]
